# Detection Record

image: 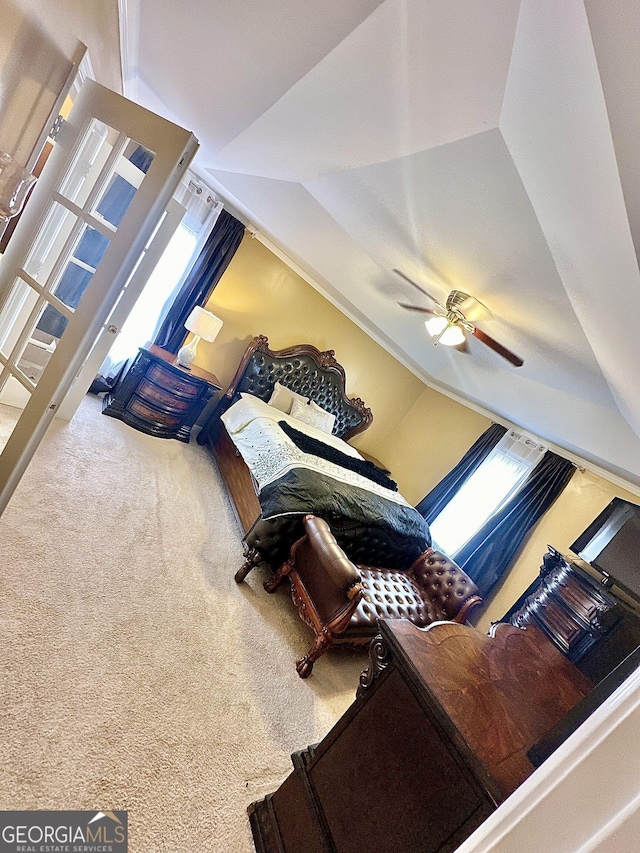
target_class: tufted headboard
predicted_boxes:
[206,335,373,442]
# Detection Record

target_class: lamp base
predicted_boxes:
[176,335,200,369]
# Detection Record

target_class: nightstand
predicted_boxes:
[102,344,221,442]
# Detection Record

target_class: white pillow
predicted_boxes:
[268,381,309,414]
[309,400,337,434]
[290,397,336,434]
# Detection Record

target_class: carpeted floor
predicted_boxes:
[0,395,368,852]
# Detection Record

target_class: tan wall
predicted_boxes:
[0,0,120,166]
[199,233,640,630]
[382,387,490,507]
[198,235,481,482]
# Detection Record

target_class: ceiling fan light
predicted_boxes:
[425,316,465,346]
[440,325,465,346]
[425,316,447,337]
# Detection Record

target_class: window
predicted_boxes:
[97,172,221,381]
[429,430,547,556]
[98,222,198,372]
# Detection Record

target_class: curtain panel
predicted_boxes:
[154,208,245,353]
[454,450,575,597]
[416,423,507,523]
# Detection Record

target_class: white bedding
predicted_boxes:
[220,393,411,507]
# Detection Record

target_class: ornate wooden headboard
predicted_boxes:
[208,335,373,441]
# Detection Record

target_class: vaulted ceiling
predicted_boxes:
[123,0,640,488]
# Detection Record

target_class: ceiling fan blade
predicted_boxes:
[472,326,524,367]
[398,302,437,315]
[392,269,441,305]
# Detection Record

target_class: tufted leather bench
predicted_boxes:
[264,514,483,677]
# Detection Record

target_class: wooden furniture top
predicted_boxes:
[379,620,593,801]
[144,343,221,388]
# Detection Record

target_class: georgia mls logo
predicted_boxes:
[0,810,127,853]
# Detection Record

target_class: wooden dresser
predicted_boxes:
[248,620,591,853]
[102,344,221,442]
[501,546,640,683]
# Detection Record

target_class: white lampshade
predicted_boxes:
[425,316,465,347]
[184,306,223,342]
[176,307,223,368]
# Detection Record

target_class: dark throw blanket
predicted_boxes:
[278,420,398,491]
[258,467,431,569]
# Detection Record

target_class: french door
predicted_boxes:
[0,79,198,514]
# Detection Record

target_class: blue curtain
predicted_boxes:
[154,209,245,353]
[455,450,575,597]
[416,423,507,523]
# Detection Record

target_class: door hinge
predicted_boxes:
[49,115,66,141]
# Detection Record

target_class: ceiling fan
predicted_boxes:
[393,269,524,367]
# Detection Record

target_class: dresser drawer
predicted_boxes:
[102,346,220,443]
[127,396,182,428]
[147,362,200,397]
[137,378,193,412]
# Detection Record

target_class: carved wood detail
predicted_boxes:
[234,545,263,584]
[296,630,333,679]
[497,547,640,683]
[290,580,317,633]
[201,334,373,442]
[263,559,294,594]
[357,634,393,696]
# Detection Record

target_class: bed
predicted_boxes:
[197,335,431,581]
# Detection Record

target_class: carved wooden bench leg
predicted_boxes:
[264,559,293,593]
[296,630,333,679]
[235,545,262,584]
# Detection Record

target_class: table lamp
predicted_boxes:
[176,306,223,369]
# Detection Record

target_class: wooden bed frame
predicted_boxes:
[197,335,374,570]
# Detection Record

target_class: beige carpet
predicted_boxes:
[0,395,368,852]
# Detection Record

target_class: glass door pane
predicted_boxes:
[0,121,155,411]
